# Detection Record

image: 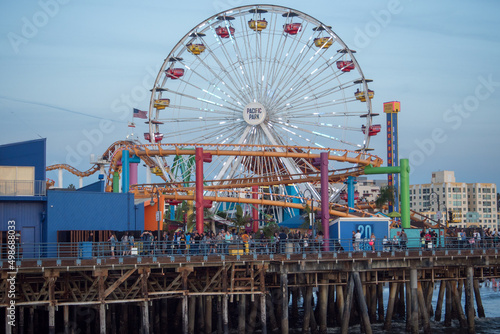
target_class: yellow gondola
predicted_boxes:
[248,19,268,31]
[314,37,333,49]
[154,99,170,110]
[187,43,206,55]
[151,167,163,176]
[355,89,374,102]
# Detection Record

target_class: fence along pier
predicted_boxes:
[1,247,498,333]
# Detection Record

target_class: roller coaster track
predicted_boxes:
[46,140,166,181]
[105,143,383,192]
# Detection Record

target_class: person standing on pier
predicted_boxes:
[121,232,129,256]
[369,233,376,253]
[354,230,361,251]
[400,229,408,250]
[108,233,117,259]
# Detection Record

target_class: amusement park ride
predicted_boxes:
[46,5,442,235]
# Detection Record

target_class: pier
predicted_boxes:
[2,241,498,334]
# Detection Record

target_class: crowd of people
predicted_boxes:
[100,228,334,257]
[93,226,500,258]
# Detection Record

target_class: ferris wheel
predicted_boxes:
[147,5,378,221]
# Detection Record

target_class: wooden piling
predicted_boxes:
[336,285,345,323]
[435,280,446,321]
[328,283,336,327]
[353,271,373,334]
[410,269,419,334]
[444,281,452,326]
[260,293,267,334]
[340,274,354,334]
[280,269,289,334]
[377,282,384,322]
[405,280,412,333]
[188,296,195,333]
[302,286,312,334]
[417,282,431,334]
[451,280,467,328]
[319,278,328,334]
[384,282,398,330]
[465,267,475,334]
[260,265,267,334]
[238,294,246,334]
[205,296,212,334]
[473,279,485,318]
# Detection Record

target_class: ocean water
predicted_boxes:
[287,281,500,334]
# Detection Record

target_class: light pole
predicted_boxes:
[303,189,316,238]
[150,188,161,241]
[430,191,442,247]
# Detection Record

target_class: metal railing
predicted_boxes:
[0,180,46,196]
[2,236,499,262]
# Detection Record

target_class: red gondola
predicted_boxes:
[166,68,184,79]
[215,26,235,38]
[336,60,355,72]
[284,23,301,35]
[341,190,360,201]
[144,132,164,143]
[361,124,381,136]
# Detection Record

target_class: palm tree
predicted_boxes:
[232,205,253,233]
[375,186,395,210]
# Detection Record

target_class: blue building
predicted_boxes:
[0,139,144,257]
[0,139,47,253]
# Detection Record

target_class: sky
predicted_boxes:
[1,0,499,188]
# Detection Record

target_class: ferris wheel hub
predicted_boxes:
[243,101,267,125]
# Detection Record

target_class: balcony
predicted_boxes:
[0,180,46,196]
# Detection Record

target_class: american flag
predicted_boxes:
[133,108,147,119]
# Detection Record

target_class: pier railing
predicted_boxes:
[2,236,498,261]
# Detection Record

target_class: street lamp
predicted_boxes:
[150,188,161,241]
[303,189,316,238]
[430,191,442,247]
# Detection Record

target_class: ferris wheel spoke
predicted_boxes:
[265,19,315,107]
[186,43,250,104]
[201,25,254,102]
[160,119,242,141]
[274,95,354,116]
[176,60,245,107]
[235,16,260,100]
[272,62,354,110]
[158,87,239,115]
[272,120,363,148]
[272,78,358,114]
[226,25,262,102]
[159,104,237,117]
[260,12,285,105]
[269,22,318,100]
[167,70,243,111]
[269,51,346,111]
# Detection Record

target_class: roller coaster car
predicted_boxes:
[336,60,355,72]
[166,68,184,79]
[154,99,170,110]
[314,37,333,49]
[248,19,267,31]
[187,43,206,55]
[284,23,301,35]
[151,167,163,176]
[215,26,235,38]
[361,124,381,136]
[144,132,164,143]
[355,89,374,102]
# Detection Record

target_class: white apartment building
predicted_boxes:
[409,171,497,229]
